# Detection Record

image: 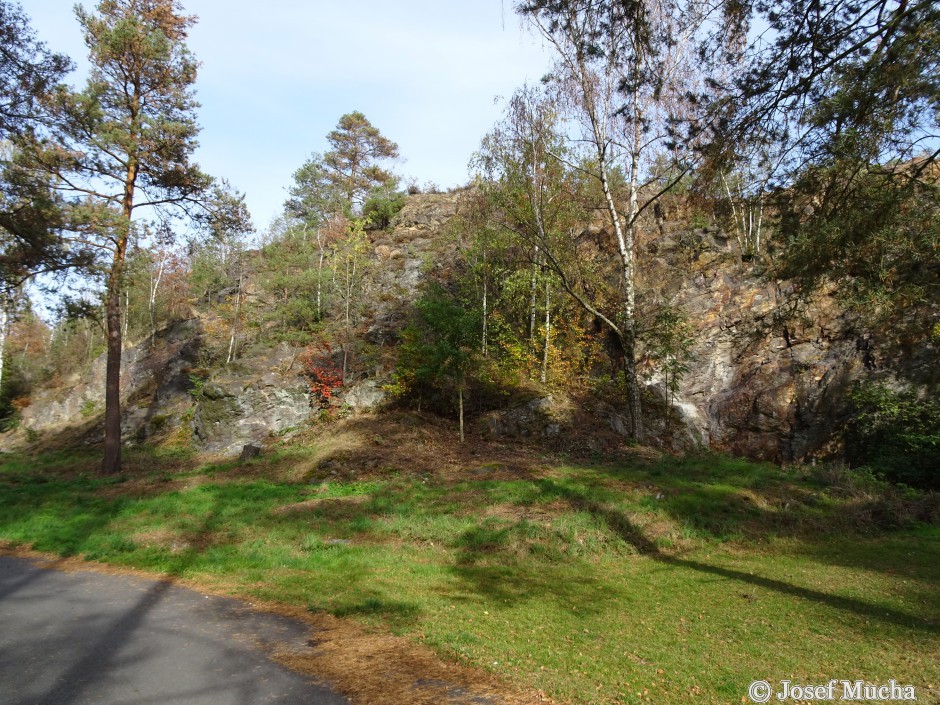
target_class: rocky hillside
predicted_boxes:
[6,190,936,462]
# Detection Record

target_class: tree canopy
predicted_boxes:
[289,111,400,221]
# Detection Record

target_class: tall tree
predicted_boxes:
[1,0,72,287]
[0,1,74,399]
[322,111,399,213]
[517,0,723,440]
[28,0,212,474]
[0,0,71,138]
[712,0,940,313]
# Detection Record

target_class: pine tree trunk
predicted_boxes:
[102,263,125,474]
[102,157,136,475]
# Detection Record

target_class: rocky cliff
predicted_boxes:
[7,190,936,461]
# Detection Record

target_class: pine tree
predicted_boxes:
[33,0,213,474]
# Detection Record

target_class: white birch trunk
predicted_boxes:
[540,274,550,384]
[148,249,167,339]
[226,273,242,365]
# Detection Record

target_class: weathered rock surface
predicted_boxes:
[191,352,311,456]
[343,380,386,412]
[7,191,936,463]
[639,225,938,461]
[11,323,314,457]
[482,395,575,439]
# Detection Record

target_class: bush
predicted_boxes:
[362,186,406,230]
[301,343,344,405]
[845,382,940,490]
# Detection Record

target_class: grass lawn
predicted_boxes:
[1,432,938,705]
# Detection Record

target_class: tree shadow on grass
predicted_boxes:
[541,478,940,636]
[449,558,626,616]
[581,456,940,583]
[329,593,422,630]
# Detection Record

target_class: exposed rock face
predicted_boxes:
[389,191,462,233]
[482,395,575,439]
[8,191,935,463]
[14,322,313,457]
[343,380,386,412]
[641,227,938,462]
[20,320,201,443]
[190,344,311,456]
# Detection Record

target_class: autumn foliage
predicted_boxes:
[300,342,343,404]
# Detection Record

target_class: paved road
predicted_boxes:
[0,555,347,705]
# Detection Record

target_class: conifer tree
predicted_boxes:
[30,0,213,474]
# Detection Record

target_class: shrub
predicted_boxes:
[845,382,940,490]
[362,185,406,230]
[301,343,344,405]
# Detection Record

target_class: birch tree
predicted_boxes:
[517,0,724,440]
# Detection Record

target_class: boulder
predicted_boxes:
[482,395,574,439]
[343,380,386,412]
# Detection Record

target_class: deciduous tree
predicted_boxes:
[517,0,724,440]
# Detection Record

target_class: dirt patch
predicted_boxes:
[272,610,554,705]
[272,495,373,516]
[299,411,575,486]
[481,500,570,523]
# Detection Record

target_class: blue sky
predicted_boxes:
[23,0,554,231]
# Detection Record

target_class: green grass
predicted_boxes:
[1,446,938,704]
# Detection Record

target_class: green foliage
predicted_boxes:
[325,111,399,210]
[188,180,254,307]
[187,372,206,398]
[0,2,77,290]
[290,112,400,220]
[254,219,326,344]
[43,316,105,382]
[846,383,940,490]
[644,304,695,409]
[362,179,406,230]
[391,285,481,413]
[79,399,98,419]
[286,154,345,224]
[777,169,940,317]
[715,0,940,316]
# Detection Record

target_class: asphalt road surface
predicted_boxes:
[0,555,348,705]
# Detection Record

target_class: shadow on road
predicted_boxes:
[0,489,344,705]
